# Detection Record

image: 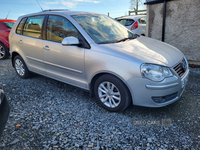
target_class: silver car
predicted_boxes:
[9,10,189,112]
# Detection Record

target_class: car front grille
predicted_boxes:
[173,58,187,77]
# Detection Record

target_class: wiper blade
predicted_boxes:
[116,36,136,43]
[117,38,131,43]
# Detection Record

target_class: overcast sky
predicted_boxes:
[0,0,146,20]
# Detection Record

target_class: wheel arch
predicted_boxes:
[89,71,134,103]
[11,52,20,67]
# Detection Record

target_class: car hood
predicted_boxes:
[98,36,184,67]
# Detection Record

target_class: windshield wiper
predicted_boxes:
[98,35,137,44]
[116,37,131,43]
[116,36,136,43]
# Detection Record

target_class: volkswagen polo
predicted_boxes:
[9,10,189,112]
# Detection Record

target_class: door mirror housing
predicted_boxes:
[62,36,80,46]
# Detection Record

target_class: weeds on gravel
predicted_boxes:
[22,133,29,138]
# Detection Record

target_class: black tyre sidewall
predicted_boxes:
[94,75,131,112]
[14,55,30,79]
[0,43,9,60]
[0,92,10,137]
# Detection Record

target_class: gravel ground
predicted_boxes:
[0,58,200,150]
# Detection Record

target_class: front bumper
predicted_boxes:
[0,89,10,137]
[127,68,189,107]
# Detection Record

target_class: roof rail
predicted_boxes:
[43,9,69,12]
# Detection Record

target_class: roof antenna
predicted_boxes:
[5,11,10,19]
[35,0,43,11]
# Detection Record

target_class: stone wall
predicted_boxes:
[146,0,200,64]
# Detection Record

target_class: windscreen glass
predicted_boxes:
[72,14,136,44]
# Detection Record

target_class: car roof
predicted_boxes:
[117,15,146,21]
[0,19,16,22]
[19,10,102,18]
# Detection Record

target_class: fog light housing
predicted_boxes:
[152,92,178,103]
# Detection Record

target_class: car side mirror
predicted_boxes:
[62,36,80,46]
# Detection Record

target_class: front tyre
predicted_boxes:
[94,74,131,112]
[14,55,31,79]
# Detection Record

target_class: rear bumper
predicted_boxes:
[127,68,189,107]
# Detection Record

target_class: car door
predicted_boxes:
[42,15,87,89]
[15,15,46,75]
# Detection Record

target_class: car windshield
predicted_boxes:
[2,22,15,28]
[71,14,136,44]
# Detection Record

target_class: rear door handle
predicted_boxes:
[18,40,23,44]
[43,45,50,51]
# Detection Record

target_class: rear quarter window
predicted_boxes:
[138,17,146,24]
[16,18,27,34]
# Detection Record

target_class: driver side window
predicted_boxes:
[47,15,78,43]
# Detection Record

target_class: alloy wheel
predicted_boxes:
[0,45,5,59]
[15,59,25,76]
[98,81,121,108]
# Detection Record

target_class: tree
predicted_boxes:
[130,0,146,15]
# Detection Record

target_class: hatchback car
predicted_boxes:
[0,19,16,59]
[9,10,189,112]
[117,15,146,36]
[0,89,10,137]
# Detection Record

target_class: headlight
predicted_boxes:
[141,64,173,81]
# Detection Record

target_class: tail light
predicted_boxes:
[131,21,138,30]
[5,31,10,35]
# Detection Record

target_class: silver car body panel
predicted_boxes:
[9,11,189,107]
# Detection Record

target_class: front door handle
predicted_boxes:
[18,40,23,44]
[43,45,50,51]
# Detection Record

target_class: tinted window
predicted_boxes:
[2,22,15,28]
[139,17,146,24]
[47,15,78,43]
[22,16,45,39]
[16,18,26,34]
[118,19,134,26]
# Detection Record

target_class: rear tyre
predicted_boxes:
[14,55,31,79]
[0,43,9,60]
[94,74,131,112]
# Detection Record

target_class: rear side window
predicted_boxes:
[2,22,15,28]
[118,19,134,26]
[22,16,45,39]
[16,18,27,34]
[47,15,78,43]
[138,17,146,24]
